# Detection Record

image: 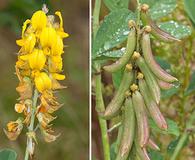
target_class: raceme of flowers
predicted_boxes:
[4,9,68,145]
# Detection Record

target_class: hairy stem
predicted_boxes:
[95,63,110,160]
[24,89,39,160]
[136,0,141,51]
[93,0,101,38]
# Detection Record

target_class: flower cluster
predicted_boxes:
[4,8,68,150]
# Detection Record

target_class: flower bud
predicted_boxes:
[16,33,36,53]
[29,49,46,70]
[49,56,63,72]
[31,10,47,30]
[35,72,52,93]
[40,27,57,48]
[51,35,64,56]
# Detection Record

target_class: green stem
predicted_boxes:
[93,0,101,38]
[24,89,39,160]
[170,111,195,160]
[136,0,141,52]
[95,63,110,160]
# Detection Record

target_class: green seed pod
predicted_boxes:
[103,28,136,73]
[157,79,174,90]
[136,56,160,104]
[115,125,123,154]
[101,67,134,119]
[132,91,149,147]
[135,139,151,160]
[147,138,160,151]
[116,98,135,160]
[138,79,167,130]
[140,11,180,43]
[141,32,178,83]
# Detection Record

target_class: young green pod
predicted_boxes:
[132,91,149,147]
[103,28,136,73]
[101,67,134,119]
[157,79,174,90]
[136,56,160,104]
[115,125,123,154]
[147,138,160,151]
[116,98,135,160]
[141,32,178,83]
[135,139,151,160]
[138,79,167,130]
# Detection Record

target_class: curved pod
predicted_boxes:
[116,98,135,160]
[141,33,178,83]
[138,79,167,130]
[103,28,136,73]
[132,91,149,147]
[101,69,134,119]
[136,57,160,104]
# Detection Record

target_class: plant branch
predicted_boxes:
[95,63,110,160]
[136,0,141,52]
[93,0,101,38]
[24,89,39,160]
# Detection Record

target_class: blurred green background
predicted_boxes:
[0,0,88,159]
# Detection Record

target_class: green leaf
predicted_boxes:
[92,9,135,59]
[167,138,179,155]
[158,21,191,39]
[0,149,17,160]
[112,68,124,89]
[148,149,163,160]
[140,0,176,20]
[149,118,180,137]
[103,0,130,11]
[184,70,195,96]
[184,0,195,26]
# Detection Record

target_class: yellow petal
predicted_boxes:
[15,103,25,113]
[35,72,52,93]
[29,49,46,70]
[22,19,31,38]
[55,11,63,29]
[31,10,47,30]
[16,39,24,46]
[49,56,63,72]
[52,73,65,80]
[40,27,57,48]
[51,35,64,56]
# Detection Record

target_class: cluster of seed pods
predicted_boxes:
[100,4,179,160]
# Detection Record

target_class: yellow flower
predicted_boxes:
[55,11,69,38]
[31,10,47,31]
[40,27,57,48]
[48,56,63,72]
[51,35,64,56]
[51,73,65,80]
[29,49,46,70]
[35,72,52,93]
[16,33,36,54]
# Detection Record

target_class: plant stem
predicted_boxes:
[136,0,141,52]
[24,89,39,160]
[93,0,110,159]
[95,63,110,160]
[93,0,101,38]
[170,111,195,160]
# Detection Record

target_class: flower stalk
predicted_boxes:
[4,5,68,159]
